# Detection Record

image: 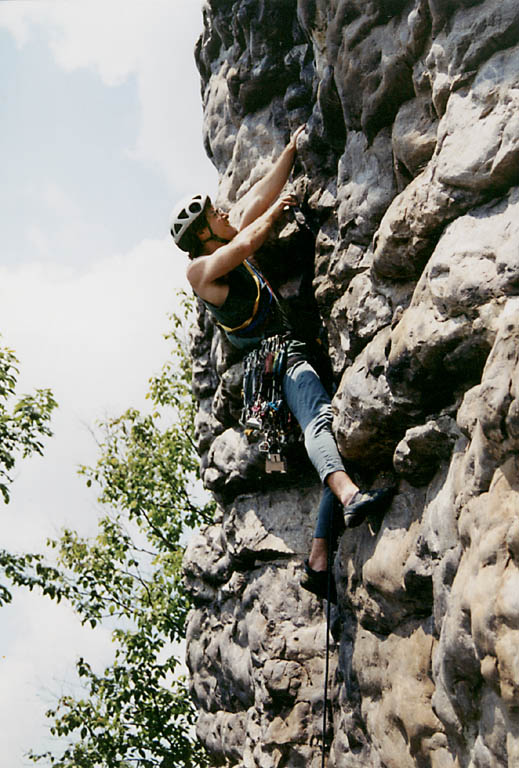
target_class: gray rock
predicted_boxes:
[393,417,460,485]
[392,95,439,179]
[182,2,519,765]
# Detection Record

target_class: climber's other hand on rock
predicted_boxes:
[271,193,298,220]
[289,125,306,151]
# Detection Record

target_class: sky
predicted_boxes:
[0,2,217,765]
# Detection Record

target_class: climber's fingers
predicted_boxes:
[280,193,298,212]
[271,193,298,219]
[281,193,298,205]
[289,124,306,149]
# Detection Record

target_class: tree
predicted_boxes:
[27,295,214,767]
[0,338,57,605]
[0,341,57,504]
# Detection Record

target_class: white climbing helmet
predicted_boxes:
[169,193,210,250]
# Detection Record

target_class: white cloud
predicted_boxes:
[0,590,115,767]
[0,0,218,194]
[41,180,81,218]
[0,2,31,46]
[0,238,187,387]
[0,236,189,549]
[0,239,192,764]
[27,182,84,260]
[0,5,207,764]
[16,179,116,268]
[25,224,52,259]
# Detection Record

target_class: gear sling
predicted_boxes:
[214,260,294,473]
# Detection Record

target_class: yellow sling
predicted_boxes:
[217,261,263,333]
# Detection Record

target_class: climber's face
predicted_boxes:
[198,205,237,246]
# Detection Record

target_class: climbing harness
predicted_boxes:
[241,334,294,473]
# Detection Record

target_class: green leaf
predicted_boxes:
[21,293,213,768]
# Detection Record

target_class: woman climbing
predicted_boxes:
[169,125,393,602]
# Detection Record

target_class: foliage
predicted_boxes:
[0,341,57,504]
[0,549,66,608]
[26,294,215,767]
[0,338,57,605]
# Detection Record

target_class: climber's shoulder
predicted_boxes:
[187,256,230,307]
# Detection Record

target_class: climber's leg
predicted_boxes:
[282,360,358,502]
[308,538,328,572]
[326,469,359,507]
[283,361,394,519]
[309,486,345,570]
[314,485,345,546]
[300,487,344,602]
[283,361,351,482]
[283,360,394,597]
[283,360,357,582]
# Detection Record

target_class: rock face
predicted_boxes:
[183,1,519,766]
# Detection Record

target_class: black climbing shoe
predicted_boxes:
[343,487,395,529]
[300,560,337,603]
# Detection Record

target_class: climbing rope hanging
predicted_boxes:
[321,515,334,767]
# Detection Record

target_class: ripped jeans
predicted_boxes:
[282,359,346,546]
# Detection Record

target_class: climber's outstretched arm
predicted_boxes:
[188,193,297,301]
[237,125,305,231]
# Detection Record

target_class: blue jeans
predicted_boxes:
[282,360,346,544]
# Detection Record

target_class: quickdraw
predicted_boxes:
[241,334,294,473]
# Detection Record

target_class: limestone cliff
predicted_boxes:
[183,2,519,766]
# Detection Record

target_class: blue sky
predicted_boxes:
[1,29,160,267]
[0,2,217,765]
[0,7,216,269]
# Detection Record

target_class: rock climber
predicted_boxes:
[169,125,393,602]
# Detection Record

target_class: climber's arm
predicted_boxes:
[237,125,305,231]
[188,194,297,298]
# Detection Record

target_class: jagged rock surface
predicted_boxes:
[183,1,519,766]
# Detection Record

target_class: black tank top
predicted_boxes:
[199,261,291,351]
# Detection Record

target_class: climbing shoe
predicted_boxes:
[300,560,337,603]
[343,487,395,529]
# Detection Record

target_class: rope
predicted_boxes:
[321,511,334,767]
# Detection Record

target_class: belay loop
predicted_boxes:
[241,334,294,473]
